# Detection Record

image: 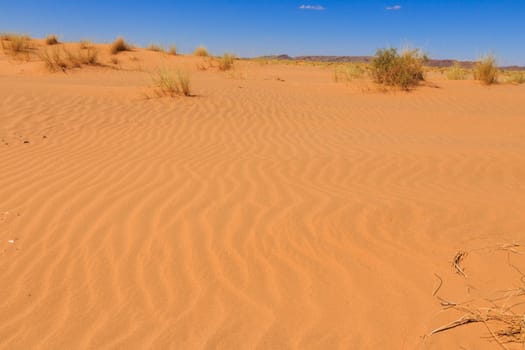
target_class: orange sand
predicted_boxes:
[1,41,525,349]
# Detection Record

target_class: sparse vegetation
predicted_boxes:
[152,69,191,97]
[147,44,164,52]
[218,53,235,71]
[40,45,99,72]
[1,33,32,57]
[334,64,365,82]
[370,48,426,90]
[505,71,525,84]
[45,34,59,45]
[446,62,466,80]
[110,37,130,54]
[474,54,498,85]
[194,46,209,57]
[79,40,93,49]
[168,45,177,55]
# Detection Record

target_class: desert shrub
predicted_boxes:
[371,48,426,90]
[474,55,498,85]
[334,64,365,82]
[194,46,209,57]
[147,44,164,52]
[152,69,191,97]
[446,62,466,80]
[168,45,177,55]
[218,53,235,71]
[1,33,31,55]
[110,37,130,54]
[505,71,525,84]
[45,34,59,45]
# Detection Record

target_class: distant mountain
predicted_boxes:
[255,55,525,70]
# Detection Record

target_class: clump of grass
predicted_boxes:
[1,33,32,56]
[110,37,130,54]
[39,45,99,72]
[79,40,93,49]
[334,64,365,82]
[79,46,99,65]
[446,62,466,80]
[39,47,69,71]
[45,34,59,45]
[152,69,191,97]
[370,48,426,90]
[218,53,235,71]
[194,46,209,57]
[168,45,177,55]
[474,54,498,85]
[147,44,164,52]
[505,71,525,84]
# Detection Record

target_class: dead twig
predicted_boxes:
[433,273,443,296]
[453,251,468,277]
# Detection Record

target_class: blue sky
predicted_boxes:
[1,0,524,65]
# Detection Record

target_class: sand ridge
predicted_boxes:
[1,42,525,349]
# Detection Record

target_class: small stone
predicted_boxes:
[23,140,29,144]
[8,240,15,244]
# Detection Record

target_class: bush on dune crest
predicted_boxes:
[110,37,130,54]
[45,34,59,45]
[194,46,209,57]
[371,48,427,90]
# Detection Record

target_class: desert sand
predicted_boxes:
[1,41,525,349]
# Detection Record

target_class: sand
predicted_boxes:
[1,42,525,349]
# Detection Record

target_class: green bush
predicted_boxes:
[371,48,426,90]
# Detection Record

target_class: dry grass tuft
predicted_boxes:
[1,33,32,57]
[504,71,525,85]
[45,34,59,45]
[218,53,236,71]
[194,46,209,57]
[371,48,426,90]
[168,45,177,55]
[428,244,525,348]
[446,62,466,80]
[475,54,498,85]
[334,64,366,83]
[147,44,164,52]
[40,45,99,72]
[110,37,130,55]
[79,40,93,49]
[152,69,191,97]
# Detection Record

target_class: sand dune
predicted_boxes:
[1,42,525,349]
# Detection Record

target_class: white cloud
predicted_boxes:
[299,5,325,11]
[386,5,402,10]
